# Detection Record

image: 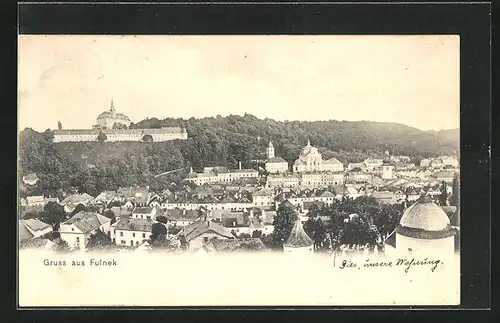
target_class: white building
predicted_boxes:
[363,158,384,171]
[293,141,343,173]
[112,218,153,247]
[381,163,395,180]
[384,197,456,258]
[266,174,301,188]
[132,207,157,220]
[59,212,111,250]
[283,218,315,254]
[26,196,45,207]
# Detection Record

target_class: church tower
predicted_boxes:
[267,141,275,159]
[110,98,116,118]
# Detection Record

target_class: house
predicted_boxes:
[363,158,384,171]
[26,196,45,207]
[179,220,234,251]
[131,207,157,220]
[371,191,397,204]
[93,190,118,206]
[22,219,53,238]
[112,218,153,247]
[59,211,112,250]
[430,171,455,183]
[252,188,274,207]
[22,173,39,186]
[164,208,202,227]
[44,197,60,205]
[201,237,266,254]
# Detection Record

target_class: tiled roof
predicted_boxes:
[64,212,111,234]
[19,221,34,241]
[115,218,153,232]
[53,127,184,135]
[133,207,154,214]
[23,219,51,232]
[181,220,234,242]
[323,157,343,164]
[267,157,288,163]
[61,193,94,205]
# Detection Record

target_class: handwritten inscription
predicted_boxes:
[43,258,118,267]
[339,258,441,273]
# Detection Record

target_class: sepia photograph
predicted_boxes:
[18,34,461,307]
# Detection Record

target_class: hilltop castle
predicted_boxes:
[53,100,188,143]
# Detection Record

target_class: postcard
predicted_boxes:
[18,34,460,307]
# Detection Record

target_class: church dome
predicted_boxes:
[284,218,314,248]
[396,196,455,239]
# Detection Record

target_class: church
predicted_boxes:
[293,140,344,173]
[265,141,289,174]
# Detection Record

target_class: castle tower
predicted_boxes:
[267,141,275,159]
[283,218,315,254]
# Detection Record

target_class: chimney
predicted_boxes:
[239,161,242,170]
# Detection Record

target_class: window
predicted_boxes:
[71,228,74,232]
[121,240,126,244]
[142,233,146,238]
[76,237,80,243]
[136,241,139,246]
[120,232,123,237]
[203,237,209,243]
[132,233,135,237]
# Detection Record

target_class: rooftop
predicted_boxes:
[284,218,314,248]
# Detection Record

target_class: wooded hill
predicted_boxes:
[19,114,459,197]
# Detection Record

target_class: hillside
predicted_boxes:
[19,114,459,197]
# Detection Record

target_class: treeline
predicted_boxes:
[19,114,458,197]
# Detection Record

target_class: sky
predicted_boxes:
[18,35,460,132]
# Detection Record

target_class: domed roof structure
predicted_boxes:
[395,196,455,239]
[284,218,314,248]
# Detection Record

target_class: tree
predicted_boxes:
[156,215,169,224]
[39,202,67,230]
[339,213,379,248]
[450,173,460,207]
[251,230,263,238]
[149,222,170,248]
[239,233,251,239]
[87,229,112,250]
[112,123,128,130]
[142,134,154,142]
[103,209,116,224]
[97,132,107,142]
